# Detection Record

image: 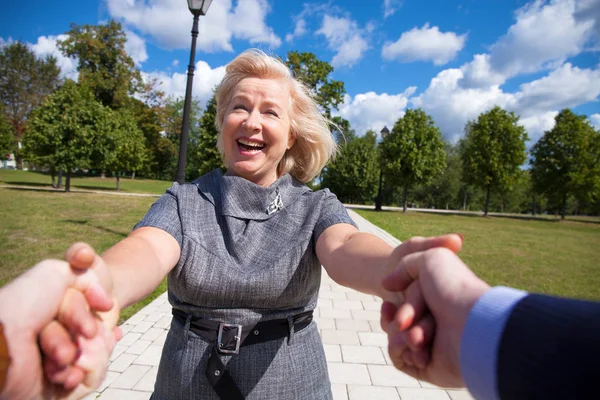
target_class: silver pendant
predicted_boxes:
[267,190,283,215]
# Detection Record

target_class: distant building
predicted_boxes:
[1,153,16,169]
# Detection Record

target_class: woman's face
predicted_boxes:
[222,77,295,187]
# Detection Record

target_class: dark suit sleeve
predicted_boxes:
[497,294,600,399]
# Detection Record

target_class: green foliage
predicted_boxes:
[330,116,356,144]
[128,98,167,179]
[59,20,142,109]
[381,109,447,211]
[531,109,600,219]
[0,41,61,167]
[461,106,528,216]
[186,95,224,180]
[23,80,107,190]
[285,51,345,117]
[98,109,148,190]
[321,130,380,204]
[0,108,12,160]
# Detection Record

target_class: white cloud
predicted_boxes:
[106,0,281,52]
[316,15,369,68]
[513,63,600,117]
[483,0,594,81]
[382,23,467,65]
[29,35,79,81]
[172,59,179,67]
[590,113,600,130]
[144,60,226,107]
[334,88,416,136]
[518,111,558,143]
[124,30,148,65]
[286,19,307,42]
[0,37,14,47]
[383,0,402,18]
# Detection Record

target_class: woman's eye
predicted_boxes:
[266,110,279,117]
[233,104,247,111]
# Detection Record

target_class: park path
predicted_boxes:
[82,208,474,400]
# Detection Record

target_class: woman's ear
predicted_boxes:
[287,131,296,150]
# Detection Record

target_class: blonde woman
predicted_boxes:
[38,49,455,399]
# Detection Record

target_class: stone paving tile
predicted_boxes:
[135,345,163,366]
[125,339,151,355]
[358,332,387,347]
[323,344,343,362]
[107,353,137,373]
[331,383,349,400]
[362,300,383,311]
[131,321,154,333]
[109,365,151,389]
[140,327,164,342]
[98,388,151,399]
[109,343,128,362]
[152,331,169,346]
[97,371,121,392]
[119,332,142,346]
[345,292,376,301]
[446,390,475,400]
[314,316,336,330]
[351,309,381,321]
[319,290,348,300]
[398,388,452,400]
[320,307,353,319]
[381,346,393,365]
[348,384,400,400]
[321,329,361,345]
[143,312,163,323]
[333,299,364,310]
[370,320,385,333]
[341,345,386,364]
[125,313,145,325]
[328,363,371,385]
[335,318,372,332]
[367,365,420,388]
[134,366,159,392]
[317,298,334,309]
[153,316,172,329]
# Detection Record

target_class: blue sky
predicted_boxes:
[2,0,599,144]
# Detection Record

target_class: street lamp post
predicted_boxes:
[175,0,213,184]
[375,126,390,211]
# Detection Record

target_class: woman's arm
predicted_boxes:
[316,224,393,300]
[316,225,463,301]
[96,227,181,310]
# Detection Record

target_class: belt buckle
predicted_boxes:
[217,323,243,354]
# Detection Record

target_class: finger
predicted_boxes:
[58,288,97,338]
[39,320,78,369]
[411,347,432,369]
[405,313,436,350]
[380,301,397,333]
[63,366,86,390]
[396,281,427,331]
[65,242,98,270]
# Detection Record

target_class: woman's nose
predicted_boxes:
[243,110,261,132]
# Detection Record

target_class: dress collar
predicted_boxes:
[194,169,311,220]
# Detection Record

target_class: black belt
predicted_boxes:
[172,309,313,400]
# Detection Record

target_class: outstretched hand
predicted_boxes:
[381,241,490,387]
[0,243,120,399]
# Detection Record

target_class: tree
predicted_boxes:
[531,109,600,219]
[23,80,107,191]
[59,20,142,110]
[381,109,446,212]
[285,51,345,118]
[0,107,12,161]
[461,106,528,216]
[0,41,61,168]
[321,129,380,204]
[330,116,356,144]
[99,109,148,190]
[186,95,224,180]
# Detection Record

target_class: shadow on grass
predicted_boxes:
[61,219,129,238]
[0,181,53,187]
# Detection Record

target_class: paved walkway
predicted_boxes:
[87,209,474,400]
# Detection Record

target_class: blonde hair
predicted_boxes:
[215,49,337,183]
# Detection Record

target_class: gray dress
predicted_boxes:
[134,169,357,399]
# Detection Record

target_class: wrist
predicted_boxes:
[0,322,9,394]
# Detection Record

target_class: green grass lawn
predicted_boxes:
[0,169,172,195]
[355,209,600,300]
[0,187,165,323]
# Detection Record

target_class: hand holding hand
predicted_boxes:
[382,244,490,387]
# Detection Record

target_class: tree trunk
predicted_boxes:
[51,169,56,188]
[16,154,23,170]
[65,169,71,192]
[403,182,408,213]
[131,170,135,180]
[101,169,106,179]
[463,189,467,211]
[532,194,536,216]
[484,185,491,217]
[116,174,121,191]
[57,170,63,189]
[561,193,567,220]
